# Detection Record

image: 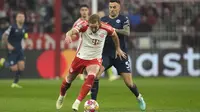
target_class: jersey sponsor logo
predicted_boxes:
[15,29,19,32]
[92,39,101,45]
[22,29,25,33]
[116,19,121,23]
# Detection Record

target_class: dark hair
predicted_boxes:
[80,4,89,9]
[88,14,100,24]
[16,11,25,17]
[109,0,120,4]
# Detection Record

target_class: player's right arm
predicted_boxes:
[65,29,79,43]
[2,26,14,50]
[65,21,88,44]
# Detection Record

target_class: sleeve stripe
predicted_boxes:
[5,26,12,35]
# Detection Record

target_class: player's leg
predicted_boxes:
[7,52,22,88]
[10,64,19,88]
[91,56,112,100]
[56,72,79,109]
[114,58,146,111]
[11,51,25,88]
[72,62,100,111]
[56,56,83,110]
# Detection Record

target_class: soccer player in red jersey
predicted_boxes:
[56,14,126,111]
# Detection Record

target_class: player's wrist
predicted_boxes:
[116,47,121,51]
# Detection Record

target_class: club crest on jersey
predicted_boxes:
[22,29,25,33]
[116,19,121,23]
[99,33,105,38]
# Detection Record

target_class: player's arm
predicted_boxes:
[2,26,14,50]
[115,17,130,36]
[111,31,127,60]
[23,30,31,48]
[2,26,11,44]
[65,21,87,43]
[65,28,79,43]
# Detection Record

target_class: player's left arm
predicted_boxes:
[115,17,130,36]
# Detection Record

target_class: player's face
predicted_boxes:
[109,2,120,17]
[80,7,89,19]
[16,13,25,24]
[89,22,100,33]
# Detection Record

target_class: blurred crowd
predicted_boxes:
[0,0,200,48]
[0,0,54,36]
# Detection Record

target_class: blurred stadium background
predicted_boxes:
[0,0,200,112]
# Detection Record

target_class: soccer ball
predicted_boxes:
[84,99,99,112]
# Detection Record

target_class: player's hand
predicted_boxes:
[25,39,31,48]
[7,43,14,51]
[65,33,72,44]
[115,48,127,60]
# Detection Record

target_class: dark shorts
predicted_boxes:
[102,55,131,74]
[7,50,25,66]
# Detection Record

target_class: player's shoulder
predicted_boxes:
[9,24,17,29]
[101,16,109,21]
[100,22,113,32]
[74,18,86,26]
[118,14,129,21]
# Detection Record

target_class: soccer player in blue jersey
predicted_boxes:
[91,0,146,110]
[0,12,29,88]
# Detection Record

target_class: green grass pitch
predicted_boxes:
[0,77,200,112]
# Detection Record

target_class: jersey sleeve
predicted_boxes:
[123,16,130,27]
[4,26,12,35]
[73,21,88,32]
[104,24,115,36]
[100,16,106,22]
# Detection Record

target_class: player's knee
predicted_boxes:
[18,66,25,71]
[10,66,18,72]
[87,74,95,82]
[95,66,105,79]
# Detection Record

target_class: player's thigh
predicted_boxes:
[113,57,131,75]
[70,57,85,74]
[102,56,112,71]
[85,58,102,75]
[86,64,100,76]
[7,52,18,71]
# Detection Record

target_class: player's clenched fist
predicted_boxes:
[65,33,72,44]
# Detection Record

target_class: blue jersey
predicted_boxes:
[101,15,130,58]
[5,24,28,51]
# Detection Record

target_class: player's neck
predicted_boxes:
[81,16,89,21]
[16,23,23,29]
[109,14,119,19]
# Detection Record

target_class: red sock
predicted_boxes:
[60,79,71,96]
[77,74,95,101]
